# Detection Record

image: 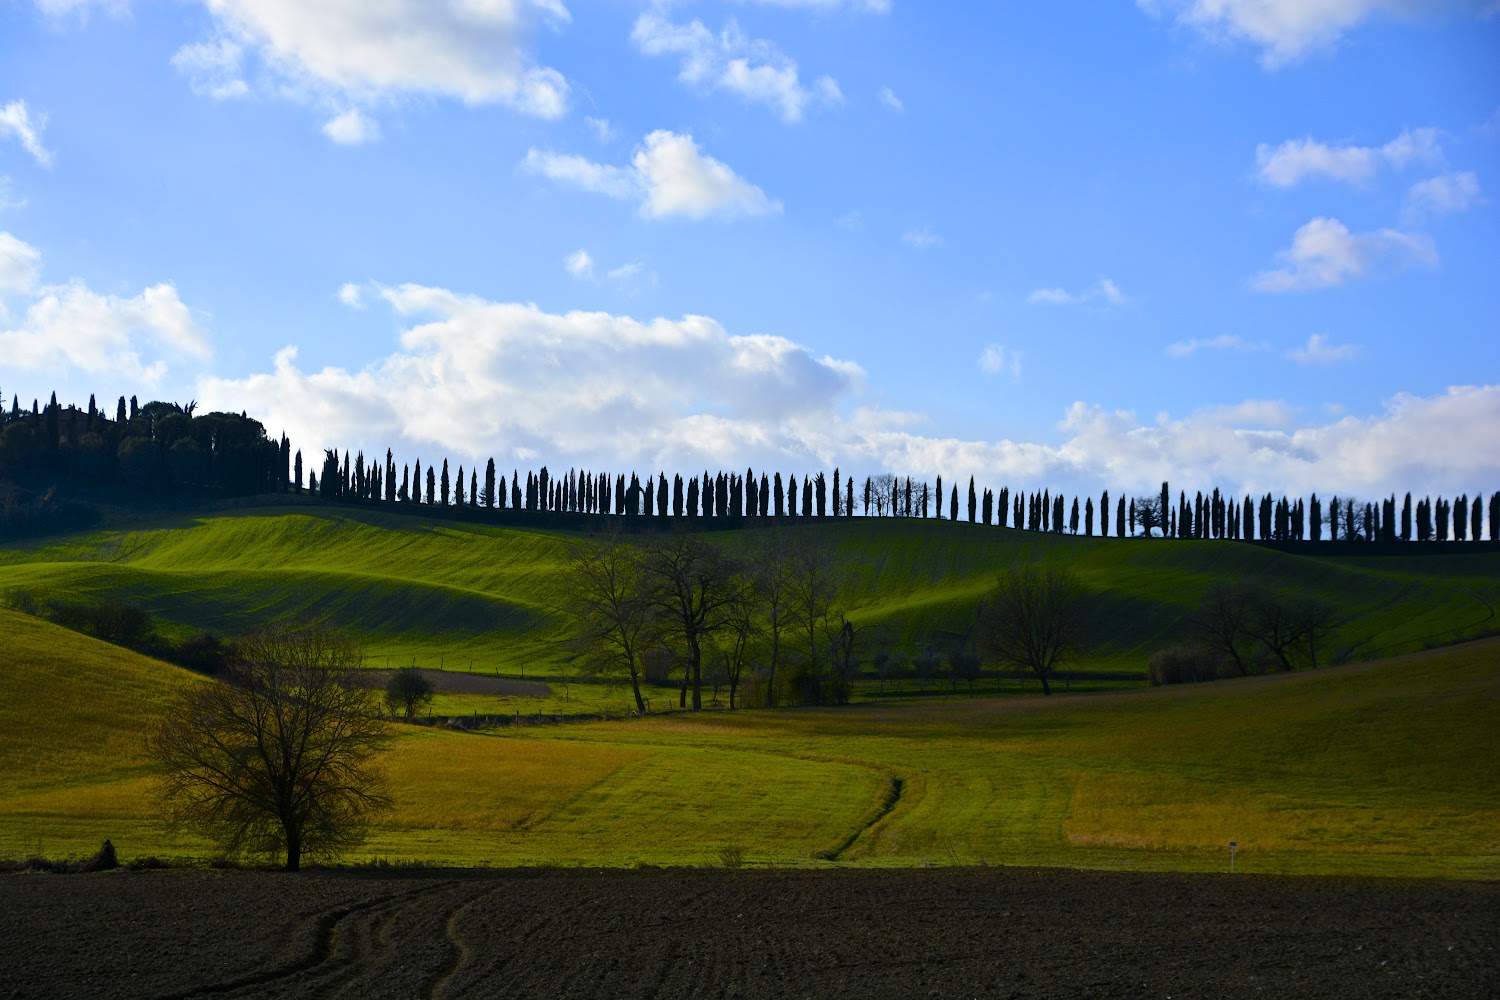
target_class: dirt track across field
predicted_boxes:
[3,867,1496,999]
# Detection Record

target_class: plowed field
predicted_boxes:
[3,867,1495,999]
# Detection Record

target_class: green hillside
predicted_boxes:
[2,606,1495,877]
[1,506,1495,687]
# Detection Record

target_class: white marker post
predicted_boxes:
[1229,840,1237,873]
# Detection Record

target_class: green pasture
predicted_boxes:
[2,607,1495,878]
[0,506,1495,699]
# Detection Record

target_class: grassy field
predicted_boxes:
[1,505,1496,703]
[2,605,1495,878]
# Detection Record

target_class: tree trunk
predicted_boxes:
[1038,671,1052,696]
[689,637,703,711]
[284,825,301,872]
[629,666,646,715]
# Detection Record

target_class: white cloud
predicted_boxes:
[631,12,842,123]
[0,231,42,295]
[1166,334,1265,358]
[1288,332,1361,364]
[1405,171,1483,217]
[606,261,645,282]
[978,344,1021,378]
[524,130,781,221]
[1026,276,1126,306]
[834,210,863,232]
[197,282,1500,498]
[901,227,940,249]
[0,100,54,168]
[337,283,366,309]
[1,280,210,384]
[170,38,250,100]
[737,0,891,10]
[0,176,23,212]
[1255,127,1442,187]
[564,248,595,280]
[178,0,571,125]
[198,288,863,468]
[321,109,380,145]
[1252,217,1436,293]
[1138,0,1472,69]
[876,86,904,113]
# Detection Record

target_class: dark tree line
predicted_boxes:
[5,390,1495,545]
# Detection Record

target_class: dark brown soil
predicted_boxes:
[2,867,1495,999]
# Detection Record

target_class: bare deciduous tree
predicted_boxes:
[568,533,653,714]
[642,535,740,711]
[1192,582,1257,676]
[976,565,1082,696]
[1133,495,1166,538]
[384,665,434,720]
[150,622,390,871]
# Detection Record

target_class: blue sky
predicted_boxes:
[1,0,1497,500]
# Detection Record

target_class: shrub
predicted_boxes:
[1148,646,1222,686]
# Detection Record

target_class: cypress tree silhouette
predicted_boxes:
[982,488,993,526]
[1100,490,1109,536]
[950,484,958,521]
[967,476,977,523]
[846,475,854,518]
[659,472,670,517]
[935,476,943,519]
[294,450,303,492]
[425,464,436,506]
[1052,493,1063,534]
[674,473,684,516]
[1070,497,1079,534]
[803,476,813,517]
[1117,496,1125,538]
[1490,492,1499,541]
[1310,494,1322,541]
[398,464,408,502]
[815,472,827,517]
[1084,496,1094,536]
[687,475,699,517]
[455,465,465,506]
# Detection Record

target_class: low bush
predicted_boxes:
[1148,646,1222,686]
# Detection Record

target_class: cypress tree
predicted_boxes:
[762,473,771,517]
[832,468,841,517]
[1310,494,1322,541]
[483,458,496,508]
[935,476,943,519]
[1100,491,1109,537]
[1042,489,1051,532]
[1084,497,1094,536]
[967,477,977,523]
[426,464,436,505]
[616,473,627,515]
[399,464,409,501]
[1128,497,1135,536]
[455,466,466,506]
[775,473,785,517]
[1489,492,1499,542]
[115,396,127,425]
[687,475,699,516]
[982,488,993,526]
[413,460,423,503]
[674,473,684,516]
[660,473,670,517]
[846,475,854,518]
[803,476,813,517]
[950,484,958,521]
[440,460,451,506]
[511,471,520,510]
[1454,495,1468,541]
[1117,496,1125,538]
[294,450,303,492]
[1070,497,1080,535]
[1053,493,1064,534]
[815,472,827,517]
[1472,495,1483,543]
[746,469,757,517]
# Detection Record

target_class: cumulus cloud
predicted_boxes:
[1288,332,1361,364]
[1405,171,1483,217]
[198,286,863,468]
[1026,276,1125,306]
[2,280,210,384]
[174,0,571,136]
[321,109,380,145]
[524,130,781,220]
[584,116,614,143]
[1137,0,1477,69]
[198,283,1499,498]
[631,11,842,122]
[901,227,940,249]
[876,86,904,113]
[0,100,53,168]
[1166,334,1265,359]
[0,231,42,295]
[1252,217,1436,293]
[1255,127,1442,187]
[978,344,1021,378]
